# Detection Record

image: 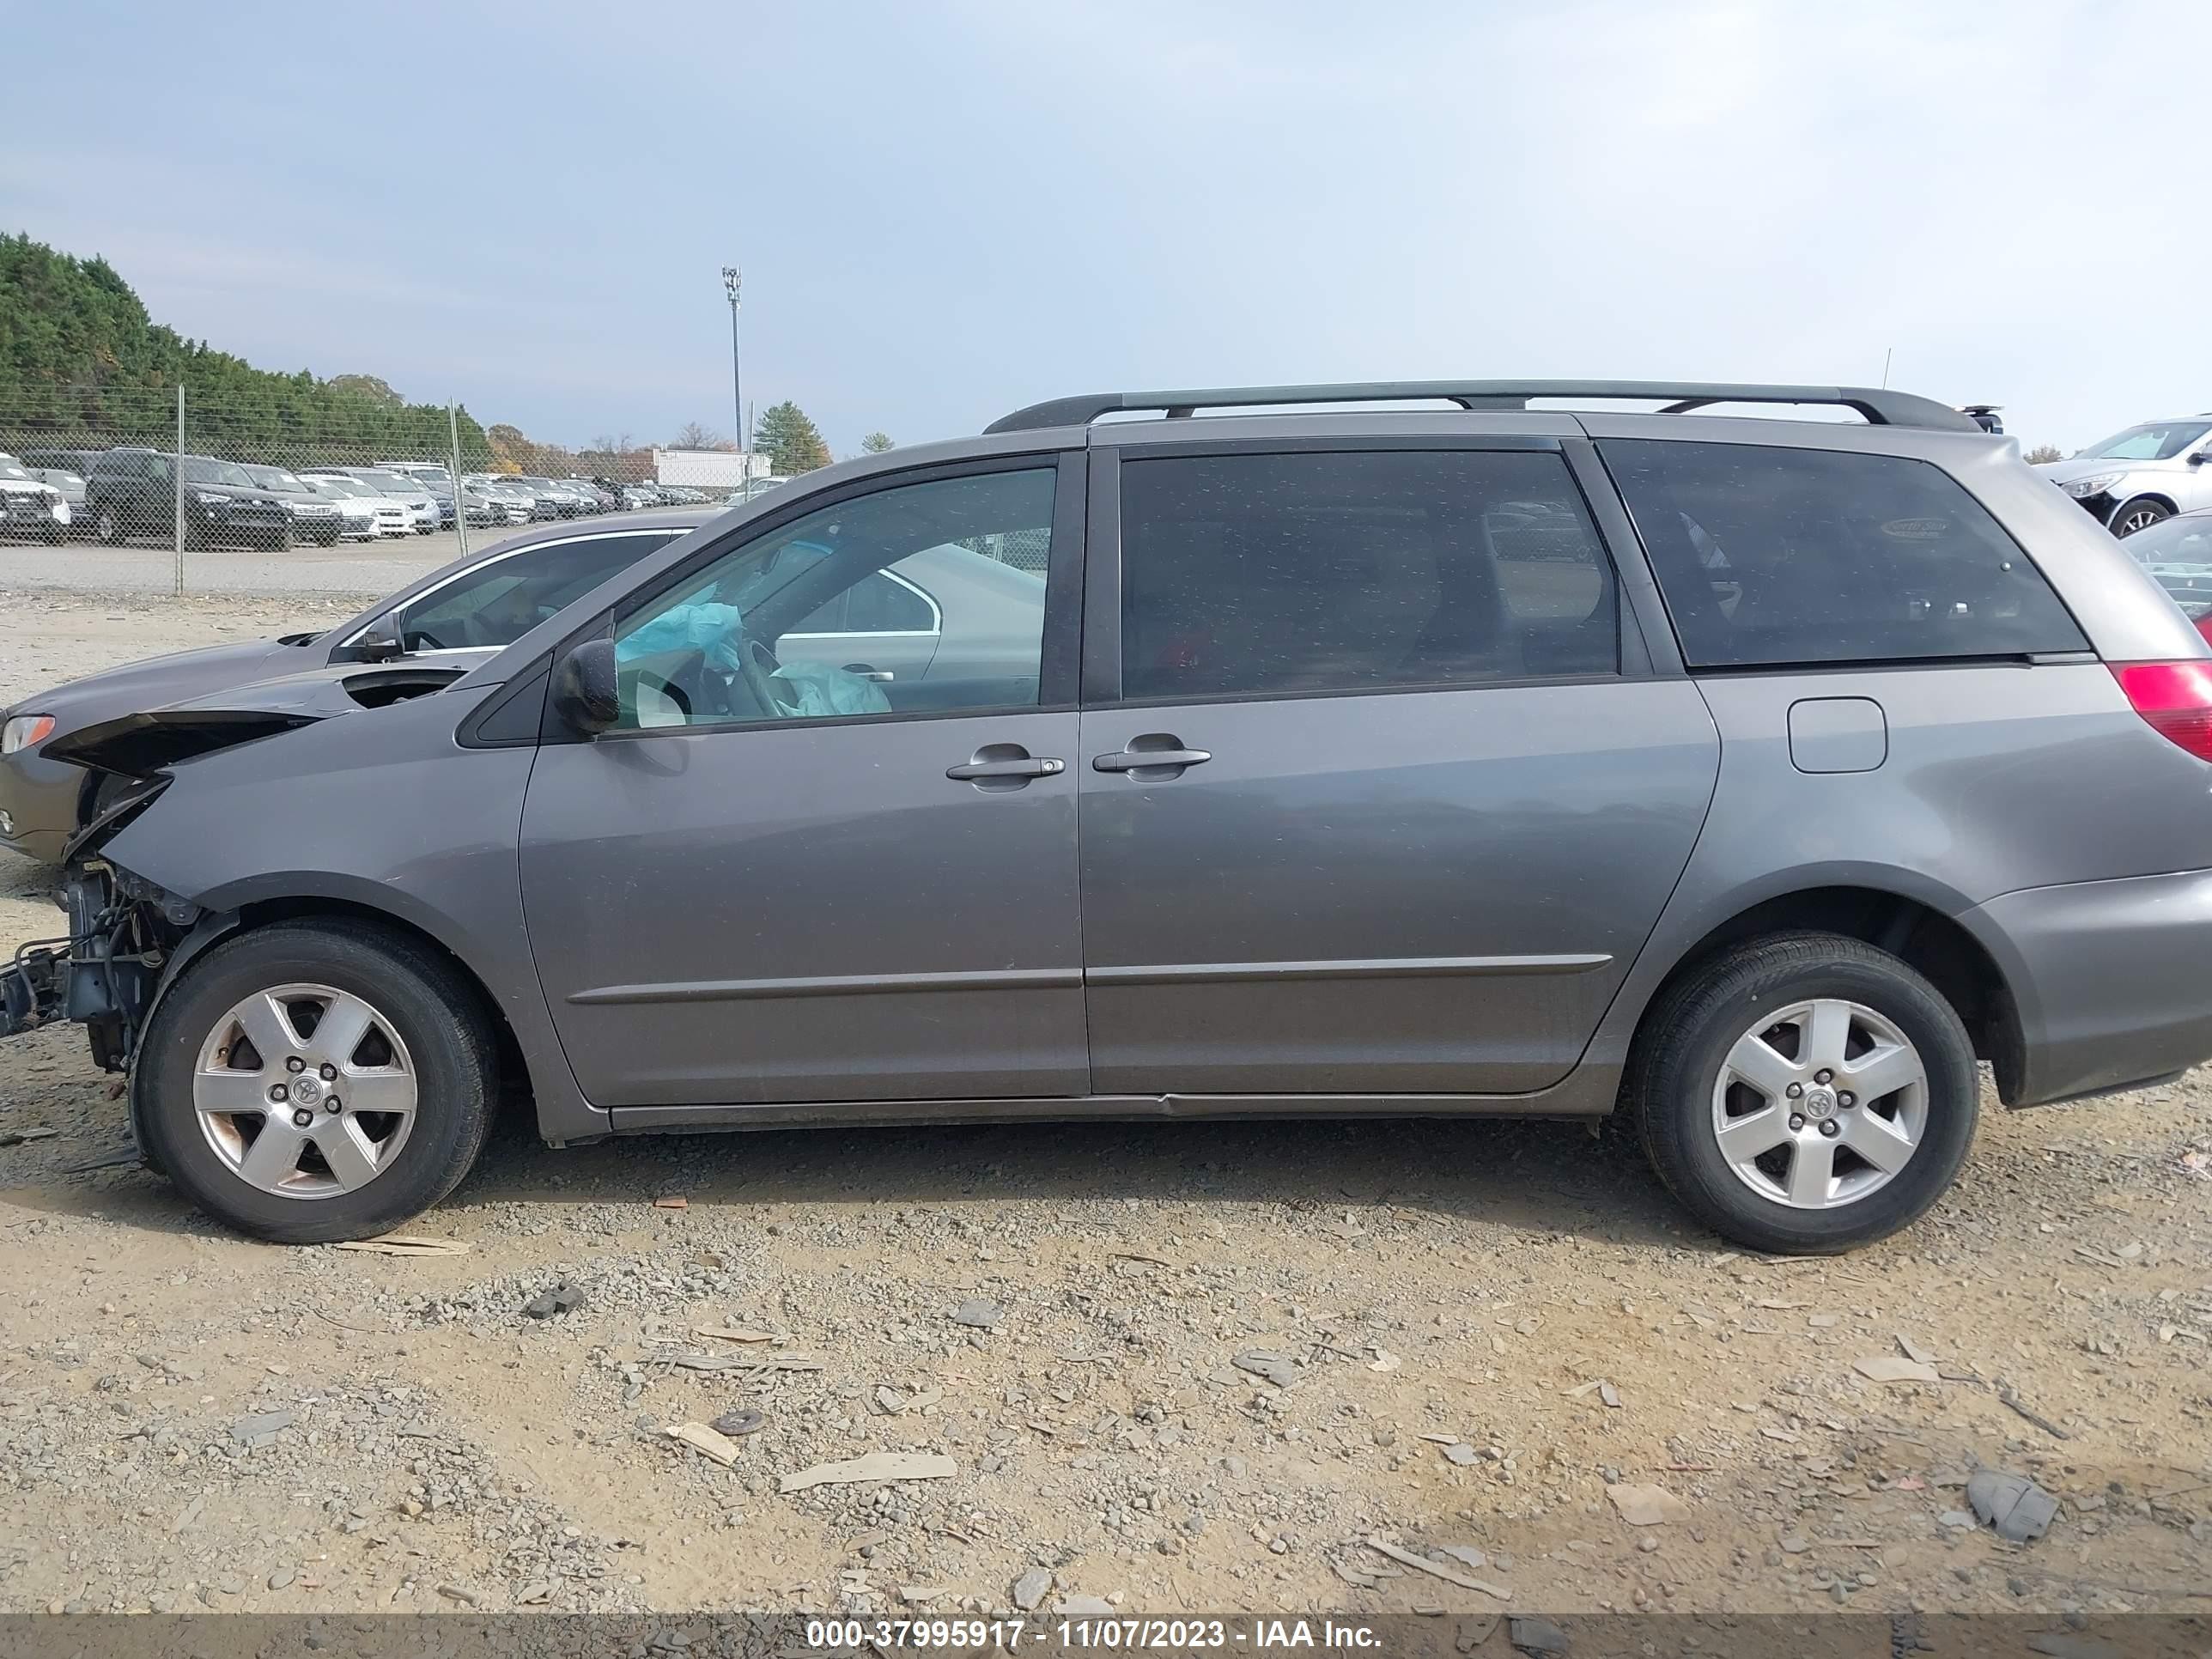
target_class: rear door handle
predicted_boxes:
[1093,736,1212,778]
[946,743,1064,791]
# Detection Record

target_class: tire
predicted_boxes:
[1626,931,1978,1255]
[134,919,497,1243]
[95,507,122,545]
[2111,497,2172,538]
[316,526,340,546]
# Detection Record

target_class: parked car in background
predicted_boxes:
[19,447,107,482]
[619,484,663,510]
[83,450,290,548]
[2035,415,2212,537]
[301,475,409,539]
[25,465,88,524]
[466,477,552,522]
[302,468,438,534]
[239,465,345,545]
[508,476,589,517]
[2118,507,2212,642]
[0,513,707,866]
[0,453,72,543]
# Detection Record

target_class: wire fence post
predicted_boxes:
[448,402,468,562]
[173,384,185,597]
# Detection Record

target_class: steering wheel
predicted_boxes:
[738,634,802,717]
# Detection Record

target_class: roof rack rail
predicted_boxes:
[984,380,1980,435]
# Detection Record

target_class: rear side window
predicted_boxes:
[1603,440,2087,667]
[1118,449,1617,702]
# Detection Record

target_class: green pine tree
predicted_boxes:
[753,401,833,474]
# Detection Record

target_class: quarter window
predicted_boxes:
[1116,449,1618,702]
[1602,440,2088,668]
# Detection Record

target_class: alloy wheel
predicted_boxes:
[192,982,417,1199]
[1709,998,1928,1209]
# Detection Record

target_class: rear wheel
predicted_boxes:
[135,921,497,1243]
[2112,497,2172,538]
[95,507,123,545]
[1627,932,1978,1254]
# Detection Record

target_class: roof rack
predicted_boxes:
[984,380,1980,435]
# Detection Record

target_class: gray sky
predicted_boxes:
[3,1,2206,456]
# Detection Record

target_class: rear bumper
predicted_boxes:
[1966,866,2212,1106]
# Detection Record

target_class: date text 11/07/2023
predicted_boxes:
[804,1618,1385,1650]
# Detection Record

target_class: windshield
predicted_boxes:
[2076,421,2212,462]
[394,466,451,485]
[182,457,258,487]
[307,477,366,499]
[0,459,30,481]
[350,469,416,493]
[244,465,308,489]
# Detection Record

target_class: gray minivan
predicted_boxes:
[10,380,2212,1255]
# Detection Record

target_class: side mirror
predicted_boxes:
[550,637,620,735]
[2189,451,2209,466]
[331,612,404,664]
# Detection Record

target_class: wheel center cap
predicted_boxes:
[1801,1085,1837,1121]
[291,1073,325,1106]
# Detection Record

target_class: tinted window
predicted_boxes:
[393,532,679,651]
[612,467,1053,729]
[1118,449,1615,702]
[1603,440,2087,668]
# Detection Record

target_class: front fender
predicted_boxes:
[95,687,606,1145]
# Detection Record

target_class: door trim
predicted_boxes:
[569,966,1082,1005]
[1086,952,1613,987]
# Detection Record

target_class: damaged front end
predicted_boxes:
[2,779,200,1059]
[3,659,468,1048]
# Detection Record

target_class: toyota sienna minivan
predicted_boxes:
[9,379,2212,1255]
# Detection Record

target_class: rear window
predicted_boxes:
[1602,440,2087,668]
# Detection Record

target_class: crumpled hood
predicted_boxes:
[43,659,472,779]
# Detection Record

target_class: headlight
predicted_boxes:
[194,490,228,506]
[2060,473,2124,499]
[3,714,57,755]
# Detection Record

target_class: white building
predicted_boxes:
[653,447,770,489]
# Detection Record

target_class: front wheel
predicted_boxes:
[95,507,123,545]
[1626,932,1978,1254]
[135,920,497,1243]
[2112,497,2172,538]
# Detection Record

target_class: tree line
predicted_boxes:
[0,232,489,463]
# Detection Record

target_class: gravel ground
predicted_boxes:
[1,590,2209,1623]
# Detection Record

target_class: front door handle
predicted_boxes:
[1093,735,1212,779]
[842,662,895,682]
[946,743,1064,791]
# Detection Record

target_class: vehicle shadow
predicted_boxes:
[7,1107,1700,1250]
[465,1107,1696,1249]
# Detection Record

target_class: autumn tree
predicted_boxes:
[672,421,726,450]
[754,401,831,474]
[861,431,895,453]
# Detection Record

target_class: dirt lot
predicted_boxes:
[1,589,2208,1626]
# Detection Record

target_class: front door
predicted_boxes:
[520,458,1087,1110]
[1079,443,1720,1097]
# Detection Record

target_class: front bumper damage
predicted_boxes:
[0,859,196,1062]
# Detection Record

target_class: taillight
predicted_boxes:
[2195,613,2212,649]
[2111,660,2212,762]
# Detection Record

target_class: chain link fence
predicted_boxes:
[0,386,739,593]
[0,386,1051,595]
